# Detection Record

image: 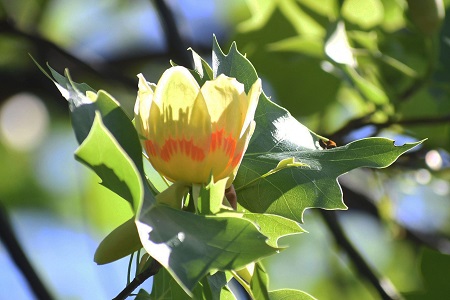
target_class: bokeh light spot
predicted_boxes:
[0,93,49,152]
[425,150,443,170]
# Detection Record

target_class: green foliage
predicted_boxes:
[75,111,142,209]
[3,1,450,300]
[406,248,450,299]
[268,289,317,300]
[43,35,421,299]
[137,204,278,295]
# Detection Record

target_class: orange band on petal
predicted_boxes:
[231,150,244,168]
[147,137,206,162]
[210,128,239,167]
[224,134,237,157]
[145,140,157,157]
[210,128,224,152]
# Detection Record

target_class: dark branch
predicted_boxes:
[377,115,450,129]
[341,183,450,254]
[0,18,136,89]
[0,202,54,300]
[330,114,450,144]
[153,0,193,68]
[320,210,402,300]
[113,258,162,300]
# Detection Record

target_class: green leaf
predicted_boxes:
[151,268,192,300]
[38,63,156,211]
[407,248,450,300]
[344,66,389,105]
[212,35,258,93]
[87,91,144,175]
[269,289,317,300]
[135,289,152,300]
[94,217,142,265]
[206,272,230,300]
[237,134,422,222]
[151,268,229,300]
[189,47,214,85]
[233,6,341,116]
[342,0,384,29]
[219,286,237,300]
[75,112,143,209]
[196,178,228,215]
[243,213,305,248]
[136,205,278,295]
[209,35,422,222]
[251,262,270,300]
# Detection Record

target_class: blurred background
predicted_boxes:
[1,0,450,299]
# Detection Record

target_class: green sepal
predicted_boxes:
[94,217,141,265]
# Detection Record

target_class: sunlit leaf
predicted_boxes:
[269,289,317,300]
[94,217,141,265]
[243,214,305,248]
[39,64,156,212]
[75,112,143,209]
[135,289,151,300]
[233,5,341,116]
[210,37,422,222]
[237,134,422,222]
[151,268,191,300]
[251,262,270,300]
[342,0,384,29]
[137,205,278,295]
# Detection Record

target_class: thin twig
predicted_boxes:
[320,210,402,300]
[0,202,55,300]
[113,258,162,300]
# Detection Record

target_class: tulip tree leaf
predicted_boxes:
[75,112,143,210]
[250,262,270,300]
[212,35,258,93]
[269,289,317,300]
[189,47,214,85]
[211,38,423,223]
[94,217,142,265]
[37,62,155,210]
[151,268,231,300]
[150,268,192,300]
[237,99,423,222]
[135,289,151,300]
[243,213,305,248]
[136,204,278,296]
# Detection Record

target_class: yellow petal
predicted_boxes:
[153,66,200,122]
[225,120,256,187]
[240,78,261,138]
[135,73,156,136]
[201,75,244,121]
[189,91,212,143]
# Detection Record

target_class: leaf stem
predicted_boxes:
[231,270,254,300]
[127,252,134,285]
[235,159,308,192]
[113,258,162,300]
[320,210,402,300]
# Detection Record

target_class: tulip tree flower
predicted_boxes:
[134,66,262,187]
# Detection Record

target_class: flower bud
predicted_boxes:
[135,66,261,186]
